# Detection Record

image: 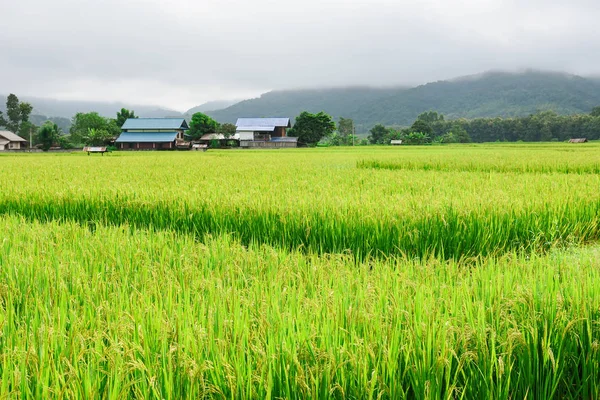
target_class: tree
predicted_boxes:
[70,112,119,145]
[188,112,219,140]
[591,107,600,117]
[338,117,355,145]
[84,128,113,146]
[368,124,389,144]
[37,122,60,151]
[410,119,433,137]
[288,111,336,146]
[116,108,137,128]
[417,111,444,124]
[1,94,33,134]
[218,122,237,138]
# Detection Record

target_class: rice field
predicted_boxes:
[1,143,600,398]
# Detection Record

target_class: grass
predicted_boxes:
[1,143,600,398]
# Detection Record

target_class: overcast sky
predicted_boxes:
[1,0,599,111]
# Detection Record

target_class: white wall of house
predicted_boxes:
[235,131,254,141]
[8,142,21,149]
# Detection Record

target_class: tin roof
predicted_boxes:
[115,132,178,143]
[0,130,27,142]
[236,118,291,128]
[121,118,189,130]
[236,126,276,132]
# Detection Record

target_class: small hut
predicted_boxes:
[569,138,588,143]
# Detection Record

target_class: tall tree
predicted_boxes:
[2,94,33,134]
[116,108,137,128]
[368,124,389,144]
[37,122,60,151]
[590,107,600,117]
[188,112,219,140]
[218,122,237,138]
[410,120,433,136]
[288,111,336,146]
[338,117,355,144]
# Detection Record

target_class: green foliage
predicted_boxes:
[368,124,389,144]
[70,112,119,146]
[189,112,219,140]
[429,111,600,142]
[410,119,433,137]
[116,108,137,128]
[288,111,335,146]
[85,128,113,146]
[417,111,444,124]
[1,93,33,134]
[591,106,600,117]
[401,131,430,145]
[37,122,60,151]
[338,117,354,145]
[218,122,237,137]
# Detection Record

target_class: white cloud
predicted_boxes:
[0,0,599,110]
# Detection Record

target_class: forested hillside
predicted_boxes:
[207,71,600,131]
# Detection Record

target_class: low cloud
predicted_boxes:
[1,0,599,110]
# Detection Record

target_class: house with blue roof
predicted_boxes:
[235,118,297,148]
[115,118,189,150]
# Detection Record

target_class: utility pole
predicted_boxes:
[30,125,33,152]
[352,123,355,146]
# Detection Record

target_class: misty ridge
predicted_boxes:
[3,70,600,133]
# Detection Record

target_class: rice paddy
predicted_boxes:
[1,143,600,398]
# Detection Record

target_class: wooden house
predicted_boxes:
[0,130,27,150]
[115,118,189,150]
[235,118,297,148]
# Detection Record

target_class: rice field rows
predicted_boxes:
[1,145,600,260]
[1,143,600,398]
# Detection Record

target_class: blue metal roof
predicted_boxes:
[236,126,276,132]
[121,118,189,130]
[236,118,290,128]
[115,132,178,143]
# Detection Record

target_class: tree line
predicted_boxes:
[2,92,599,151]
[363,109,600,145]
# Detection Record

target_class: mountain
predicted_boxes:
[185,100,243,115]
[207,71,600,132]
[206,86,406,130]
[0,95,182,119]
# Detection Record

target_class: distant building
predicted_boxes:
[115,118,189,150]
[0,130,27,150]
[390,140,403,145]
[569,138,588,143]
[235,118,297,148]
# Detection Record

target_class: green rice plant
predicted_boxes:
[1,145,600,260]
[0,216,599,398]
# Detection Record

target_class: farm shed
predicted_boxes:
[0,130,27,150]
[569,138,588,143]
[235,118,296,148]
[115,118,189,150]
